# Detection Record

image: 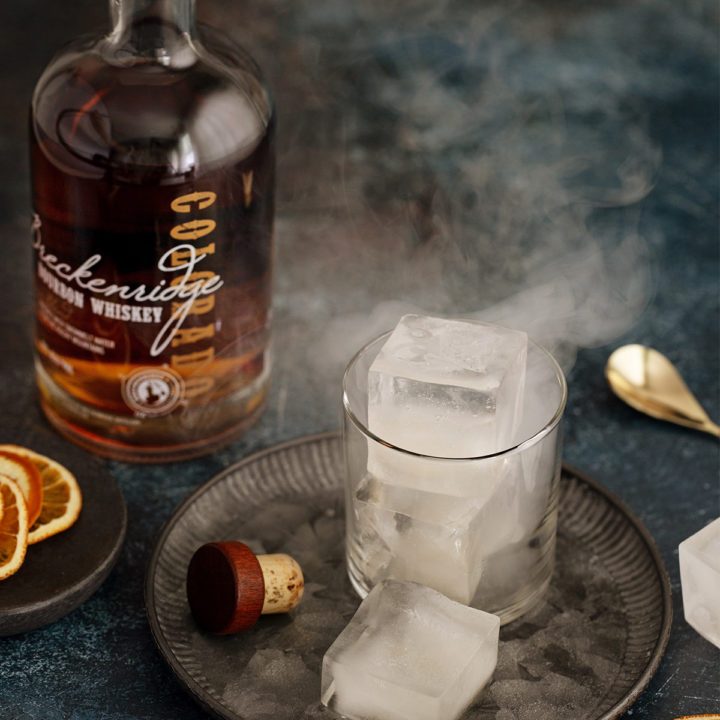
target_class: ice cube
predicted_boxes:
[475,427,559,549]
[351,483,395,584]
[368,314,528,457]
[353,475,486,603]
[679,517,720,648]
[321,580,499,720]
[366,442,502,497]
[353,431,559,605]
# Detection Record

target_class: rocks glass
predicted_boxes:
[342,324,567,624]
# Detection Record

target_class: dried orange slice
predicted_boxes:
[0,451,43,526]
[0,474,29,580]
[0,445,81,545]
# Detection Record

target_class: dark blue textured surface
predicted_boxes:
[0,1,718,718]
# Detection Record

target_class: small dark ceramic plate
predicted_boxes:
[145,432,671,720]
[0,428,126,636]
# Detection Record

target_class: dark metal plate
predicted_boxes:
[145,432,671,720]
[0,427,127,636]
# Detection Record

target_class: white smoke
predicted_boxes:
[205,0,710,427]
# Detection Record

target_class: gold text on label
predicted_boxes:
[169,191,219,398]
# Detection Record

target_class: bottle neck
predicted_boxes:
[106,0,198,66]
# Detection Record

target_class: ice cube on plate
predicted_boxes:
[321,579,499,720]
[679,517,720,648]
[368,314,528,458]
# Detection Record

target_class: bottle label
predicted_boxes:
[34,204,222,350]
[32,183,270,418]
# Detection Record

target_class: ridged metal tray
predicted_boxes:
[145,432,671,720]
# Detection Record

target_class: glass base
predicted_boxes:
[36,361,269,463]
[346,549,555,626]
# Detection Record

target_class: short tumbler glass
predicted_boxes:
[342,330,567,625]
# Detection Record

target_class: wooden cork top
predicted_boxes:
[186,541,304,635]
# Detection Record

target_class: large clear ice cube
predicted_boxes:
[354,429,559,604]
[358,315,531,603]
[354,474,489,604]
[679,517,720,648]
[366,443,501,498]
[368,314,528,457]
[321,579,499,720]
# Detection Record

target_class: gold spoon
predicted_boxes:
[605,344,720,437]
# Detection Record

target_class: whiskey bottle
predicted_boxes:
[30,0,275,462]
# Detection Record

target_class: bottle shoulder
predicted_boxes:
[31,26,274,181]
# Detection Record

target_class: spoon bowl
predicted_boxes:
[605,344,720,437]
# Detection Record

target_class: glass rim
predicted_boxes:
[342,328,568,461]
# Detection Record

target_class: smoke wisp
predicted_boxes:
[205,0,715,427]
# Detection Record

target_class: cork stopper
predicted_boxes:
[186,541,304,635]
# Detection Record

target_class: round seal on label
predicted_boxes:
[121,367,184,417]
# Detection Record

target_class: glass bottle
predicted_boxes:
[30,0,275,462]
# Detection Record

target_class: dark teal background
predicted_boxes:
[0,1,717,717]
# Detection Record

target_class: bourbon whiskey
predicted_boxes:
[30,0,275,461]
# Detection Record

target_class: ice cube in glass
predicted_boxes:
[368,314,528,458]
[355,433,559,605]
[679,517,720,648]
[353,474,489,603]
[321,579,499,720]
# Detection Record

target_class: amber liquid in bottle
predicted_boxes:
[30,2,275,461]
